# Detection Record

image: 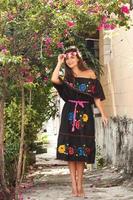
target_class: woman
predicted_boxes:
[51,46,108,197]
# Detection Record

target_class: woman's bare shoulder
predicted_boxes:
[85,69,97,79]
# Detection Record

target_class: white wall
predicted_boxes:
[99,11,133,118]
[96,11,133,172]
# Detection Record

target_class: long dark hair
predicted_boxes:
[64,46,87,82]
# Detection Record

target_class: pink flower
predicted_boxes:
[97,24,104,31]
[67,21,75,28]
[104,23,112,30]
[120,5,129,14]
[45,37,52,46]
[64,29,69,37]
[75,0,83,6]
[97,14,117,31]
[44,47,53,57]
[47,0,53,6]
[20,68,29,76]
[57,42,64,49]
[0,45,5,49]
[110,23,116,30]
[18,192,23,200]
[102,16,107,23]
[97,16,107,30]
[25,76,34,83]
[7,13,14,21]
[103,23,116,30]
[1,48,8,54]
[43,77,48,82]
[65,52,77,59]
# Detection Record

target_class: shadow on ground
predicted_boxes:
[21,158,133,200]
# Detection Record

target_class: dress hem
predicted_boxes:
[56,157,95,164]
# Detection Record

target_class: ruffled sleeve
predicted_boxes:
[93,79,106,101]
[52,76,69,102]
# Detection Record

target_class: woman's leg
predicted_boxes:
[68,161,78,196]
[76,161,85,197]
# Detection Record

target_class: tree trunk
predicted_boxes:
[0,98,10,200]
[20,149,26,183]
[29,89,32,105]
[15,86,25,199]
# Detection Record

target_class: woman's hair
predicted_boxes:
[64,46,87,82]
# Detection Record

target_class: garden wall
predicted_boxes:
[95,116,133,174]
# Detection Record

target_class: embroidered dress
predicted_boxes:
[52,76,105,164]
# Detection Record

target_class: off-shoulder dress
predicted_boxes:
[52,76,105,164]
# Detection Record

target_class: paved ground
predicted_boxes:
[21,133,133,200]
[21,157,133,200]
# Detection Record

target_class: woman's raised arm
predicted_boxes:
[51,54,65,84]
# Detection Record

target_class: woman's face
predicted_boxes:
[65,52,79,69]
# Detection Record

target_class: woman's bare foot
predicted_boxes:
[77,184,85,197]
[72,182,78,197]
[72,187,78,197]
[78,191,85,197]
[78,190,85,197]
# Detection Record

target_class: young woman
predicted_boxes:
[51,46,108,197]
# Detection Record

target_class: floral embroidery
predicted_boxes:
[82,114,88,122]
[58,145,66,153]
[77,147,84,156]
[68,112,74,120]
[90,85,96,94]
[66,79,96,131]
[69,83,74,88]
[68,111,89,130]
[66,81,96,94]
[68,147,75,155]
[85,147,91,155]
[79,83,87,92]
[66,81,74,88]
[75,120,80,129]
[66,79,96,95]
[57,144,92,157]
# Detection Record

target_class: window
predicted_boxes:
[130,0,133,10]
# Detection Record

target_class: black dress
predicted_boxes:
[52,76,105,164]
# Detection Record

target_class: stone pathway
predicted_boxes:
[22,131,133,200]
[22,161,133,200]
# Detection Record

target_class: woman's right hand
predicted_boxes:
[57,54,65,65]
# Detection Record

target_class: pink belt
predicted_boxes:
[68,100,89,132]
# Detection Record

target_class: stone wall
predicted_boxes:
[95,116,133,174]
[98,10,133,175]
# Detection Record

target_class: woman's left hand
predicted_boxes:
[101,114,108,127]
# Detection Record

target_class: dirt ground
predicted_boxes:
[21,158,133,200]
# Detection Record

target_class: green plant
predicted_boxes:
[96,145,105,168]
[37,134,49,144]
[4,99,20,187]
